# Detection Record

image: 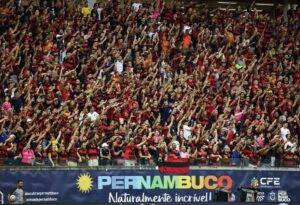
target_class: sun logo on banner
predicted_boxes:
[76,173,93,193]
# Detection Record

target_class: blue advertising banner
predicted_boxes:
[0,168,299,204]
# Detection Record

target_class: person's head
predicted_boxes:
[17,180,24,189]
[142,145,147,150]
[171,142,177,150]
[35,143,42,151]
[224,145,231,153]
[179,130,184,137]
[51,144,58,151]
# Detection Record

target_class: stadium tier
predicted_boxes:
[0,0,299,204]
[0,0,299,168]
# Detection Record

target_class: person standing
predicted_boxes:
[8,180,25,204]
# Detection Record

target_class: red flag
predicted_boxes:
[158,156,190,174]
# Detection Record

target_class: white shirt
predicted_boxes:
[180,151,190,159]
[132,3,142,11]
[87,111,99,122]
[79,112,85,125]
[280,127,290,142]
[11,88,16,98]
[183,125,192,140]
[115,60,124,74]
[97,8,103,20]
[284,141,297,153]
[13,188,24,204]
[147,32,155,39]
[183,25,191,33]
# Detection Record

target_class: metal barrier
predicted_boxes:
[0,164,299,171]
[0,157,299,169]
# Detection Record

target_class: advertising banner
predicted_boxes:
[0,168,299,204]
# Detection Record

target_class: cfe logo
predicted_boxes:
[259,177,281,188]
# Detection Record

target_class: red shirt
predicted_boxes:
[123,144,136,160]
[87,147,99,159]
[68,147,78,162]
[78,148,88,158]
[48,148,58,164]
[227,130,235,145]
[58,150,68,164]
[58,84,70,101]
[0,145,8,165]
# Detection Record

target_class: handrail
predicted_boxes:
[0,165,299,171]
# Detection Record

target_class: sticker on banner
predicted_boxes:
[97,175,233,190]
[267,191,277,202]
[278,190,291,203]
[256,192,265,202]
[76,173,94,193]
[252,177,281,188]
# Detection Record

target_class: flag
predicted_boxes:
[158,156,190,174]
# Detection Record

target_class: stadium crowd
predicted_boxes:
[0,0,299,168]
